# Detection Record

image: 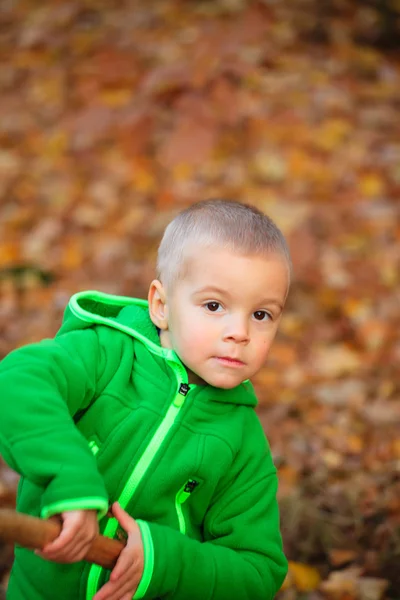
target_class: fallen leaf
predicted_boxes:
[319,567,362,599]
[329,549,358,567]
[359,173,386,198]
[251,150,287,183]
[312,345,362,378]
[358,578,389,600]
[288,561,321,592]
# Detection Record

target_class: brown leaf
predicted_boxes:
[141,64,191,98]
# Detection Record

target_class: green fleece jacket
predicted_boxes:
[0,291,288,600]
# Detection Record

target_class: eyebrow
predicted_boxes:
[193,286,230,297]
[192,287,284,311]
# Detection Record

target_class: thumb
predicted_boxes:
[111,502,136,533]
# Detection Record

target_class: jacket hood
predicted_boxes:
[58,290,258,407]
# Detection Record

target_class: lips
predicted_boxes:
[215,356,245,367]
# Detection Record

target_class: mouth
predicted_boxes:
[215,356,245,368]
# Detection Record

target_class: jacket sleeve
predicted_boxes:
[0,329,110,518]
[135,419,288,600]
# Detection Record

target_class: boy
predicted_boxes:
[0,199,290,600]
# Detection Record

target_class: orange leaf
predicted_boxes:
[61,238,84,271]
[329,550,358,567]
[0,242,20,268]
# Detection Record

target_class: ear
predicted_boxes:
[148,279,169,330]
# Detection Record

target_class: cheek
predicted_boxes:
[178,320,213,358]
[254,335,275,362]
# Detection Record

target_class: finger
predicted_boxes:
[37,548,84,563]
[41,532,86,557]
[93,562,140,600]
[38,535,93,563]
[41,516,83,554]
[110,547,137,582]
[93,576,138,600]
[43,513,96,557]
[111,502,136,533]
[41,531,74,554]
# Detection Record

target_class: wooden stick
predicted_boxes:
[0,509,125,569]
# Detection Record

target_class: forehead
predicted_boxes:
[180,246,289,301]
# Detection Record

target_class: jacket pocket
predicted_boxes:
[175,479,199,535]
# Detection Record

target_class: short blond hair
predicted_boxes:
[156,199,291,290]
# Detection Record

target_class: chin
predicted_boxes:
[206,376,243,390]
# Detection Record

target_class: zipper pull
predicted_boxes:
[184,479,198,493]
[178,479,199,504]
[174,383,190,407]
[88,439,100,456]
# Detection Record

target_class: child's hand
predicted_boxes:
[36,509,98,563]
[93,502,144,600]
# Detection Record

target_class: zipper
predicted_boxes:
[175,479,199,535]
[86,364,190,599]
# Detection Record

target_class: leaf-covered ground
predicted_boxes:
[1,1,400,598]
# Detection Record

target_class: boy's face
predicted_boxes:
[150,246,289,389]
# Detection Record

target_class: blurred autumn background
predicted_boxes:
[1,0,400,598]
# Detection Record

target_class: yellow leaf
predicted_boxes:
[316,119,351,151]
[341,234,369,252]
[44,130,68,158]
[31,74,64,106]
[380,264,398,287]
[359,174,385,198]
[251,150,287,183]
[100,88,132,107]
[280,314,304,335]
[288,561,321,592]
[322,449,342,468]
[172,163,194,181]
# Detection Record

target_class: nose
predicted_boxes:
[222,315,250,344]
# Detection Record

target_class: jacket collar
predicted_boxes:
[62,291,258,407]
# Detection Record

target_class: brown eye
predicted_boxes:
[254,311,269,321]
[206,302,220,312]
